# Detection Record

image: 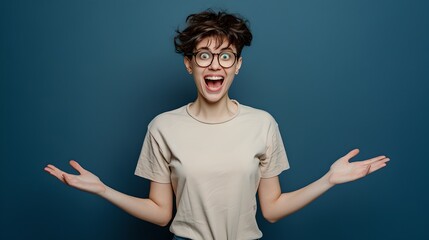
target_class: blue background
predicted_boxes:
[1,0,428,239]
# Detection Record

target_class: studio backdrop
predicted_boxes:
[1,0,428,239]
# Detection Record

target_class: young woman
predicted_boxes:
[44,10,389,240]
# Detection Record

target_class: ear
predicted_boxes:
[235,57,243,74]
[184,56,193,74]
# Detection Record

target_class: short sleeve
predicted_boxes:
[134,130,171,183]
[260,121,290,178]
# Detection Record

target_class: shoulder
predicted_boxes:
[148,104,188,132]
[239,104,278,126]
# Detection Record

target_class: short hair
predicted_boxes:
[174,9,252,57]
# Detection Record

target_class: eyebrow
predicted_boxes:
[195,47,235,52]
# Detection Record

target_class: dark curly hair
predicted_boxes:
[174,9,252,58]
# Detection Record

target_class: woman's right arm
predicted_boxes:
[44,160,173,226]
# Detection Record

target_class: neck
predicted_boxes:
[189,95,238,123]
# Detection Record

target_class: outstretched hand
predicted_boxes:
[327,149,390,185]
[44,160,106,195]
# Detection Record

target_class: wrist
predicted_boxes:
[321,171,336,189]
[96,183,109,197]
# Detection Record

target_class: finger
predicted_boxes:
[44,165,66,183]
[368,163,387,174]
[362,156,388,165]
[69,160,85,174]
[347,149,360,158]
[368,158,390,174]
[341,149,360,162]
[44,166,56,176]
[44,164,63,177]
[45,164,63,173]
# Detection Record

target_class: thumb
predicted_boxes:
[343,149,360,161]
[69,160,85,174]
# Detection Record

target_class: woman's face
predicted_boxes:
[184,37,242,103]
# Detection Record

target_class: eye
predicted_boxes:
[198,52,211,60]
[220,52,231,60]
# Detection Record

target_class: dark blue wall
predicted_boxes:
[1,0,428,239]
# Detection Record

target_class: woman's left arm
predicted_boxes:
[258,149,389,223]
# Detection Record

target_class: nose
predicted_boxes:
[208,54,222,70]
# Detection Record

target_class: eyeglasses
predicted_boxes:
[189,50,238,68]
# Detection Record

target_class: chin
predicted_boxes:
[202,95,225,103]
[199,90,228,103]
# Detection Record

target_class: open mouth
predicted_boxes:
[204,76,224,92]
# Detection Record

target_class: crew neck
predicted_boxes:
[186,100,241,124]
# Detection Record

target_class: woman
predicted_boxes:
[44,10,389,240]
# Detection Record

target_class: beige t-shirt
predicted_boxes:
[135,101,289,240]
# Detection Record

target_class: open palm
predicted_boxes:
[44,160,106,195]
[328,149,390,185]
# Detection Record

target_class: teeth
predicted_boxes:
[205,76,224,80]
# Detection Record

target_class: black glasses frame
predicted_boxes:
[187,51,238,69]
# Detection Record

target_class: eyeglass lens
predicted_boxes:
[195,51,236,68]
